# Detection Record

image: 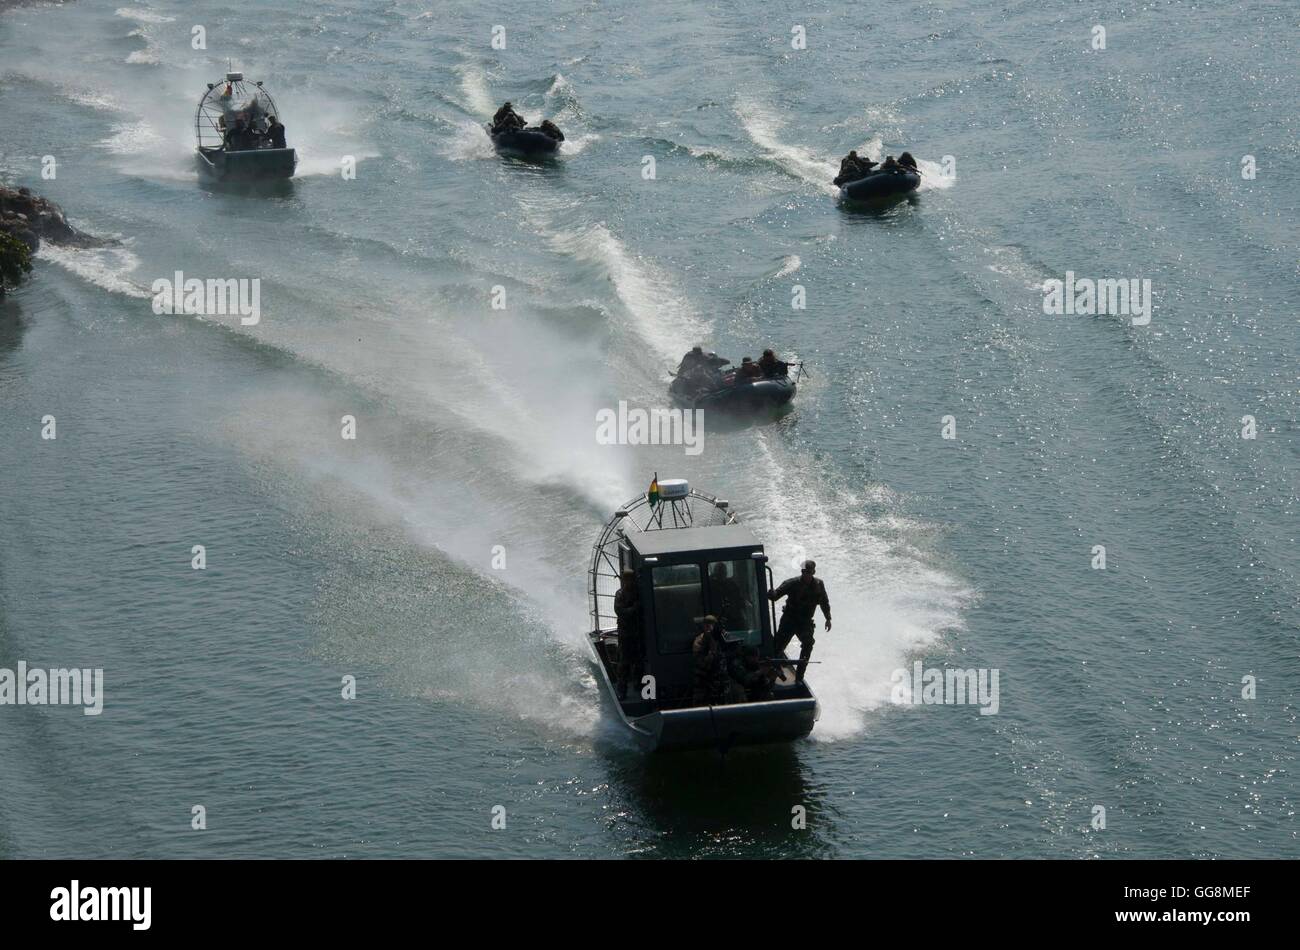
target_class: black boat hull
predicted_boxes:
[588,630,818,752]
[635,696,818,751]
[672,375,796,414]
[196,146,297,181]
[840,168,920,201]
[488,127,561,157]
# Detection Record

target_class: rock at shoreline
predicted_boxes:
[0,184,100,252]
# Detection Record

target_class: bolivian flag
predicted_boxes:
[647,473,660,508]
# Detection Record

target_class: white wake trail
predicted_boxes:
[735,97,839,195]
[742,437,974,740]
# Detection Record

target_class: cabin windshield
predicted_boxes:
[708,559,762,646]
[651,564,704,654]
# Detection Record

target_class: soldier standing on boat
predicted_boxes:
[614,569,644,700]
[769,559,831,682]
[266,115,286,149]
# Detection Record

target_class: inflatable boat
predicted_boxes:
[487,126,561,158]
[670,373,796,414]
[839,168,920,202]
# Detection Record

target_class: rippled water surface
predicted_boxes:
[0,0,1295,858]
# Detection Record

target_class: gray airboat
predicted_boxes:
[194,71,297,181]
[587,479,818,752]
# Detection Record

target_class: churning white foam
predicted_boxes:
[442,119,497,161]
[916,156,956,191]
[545,218,708,366]
[125,47,161,66]
[294,147,381,177]
[774,254,801,278]
[37,243,152,299]
[546,72,576,100]
[559,132,599,155]
[456,61,496,117]
[114,6,174,24]
[97,120,167,155]
[735,97,839,194]
[854,135,885,162]
[743,437,973,740]
[222,386,604,738]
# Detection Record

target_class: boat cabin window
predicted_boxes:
[650,564,704,654]
[707,559,762,646]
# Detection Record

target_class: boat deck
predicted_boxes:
[592,630,813,716]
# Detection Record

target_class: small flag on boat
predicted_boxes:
[647,473,660,508]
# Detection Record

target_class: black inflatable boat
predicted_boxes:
[671,374,796,414]
[487,126,561,157]
[840,168,920,202]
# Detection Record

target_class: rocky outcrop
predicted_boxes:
[0,184,100,252]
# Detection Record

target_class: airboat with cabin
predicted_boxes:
[194,71,297,181]
[587,477,818,752]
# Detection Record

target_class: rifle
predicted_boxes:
[786,360,811,383]
[752,657,820,682]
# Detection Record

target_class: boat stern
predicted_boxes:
[197,147,297,180]
[633,695,818,752]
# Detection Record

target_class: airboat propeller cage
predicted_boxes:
[194,72,282,149]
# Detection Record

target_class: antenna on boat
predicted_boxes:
[645,478,693,529]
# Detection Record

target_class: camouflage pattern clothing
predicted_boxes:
[770,573,831,682]
[692,626,746,706]
[614,583,644,698]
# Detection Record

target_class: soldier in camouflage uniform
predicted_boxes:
[768,559,831,682]
[692,615,746,706]
[491,102,526,132]
[614,569,644,700]
[729,644,780,702]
